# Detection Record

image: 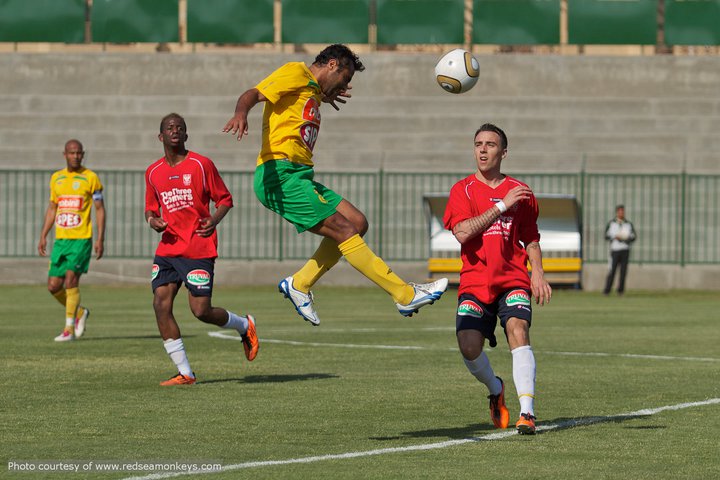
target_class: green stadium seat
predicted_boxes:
[91,0,178,43]
[0,0,85,43]
[473,0,560,45]
[282,0,369,44]
[376,0,464,45]
[568,0,656,45]
[187,0,274,44]
[665,0,720,46]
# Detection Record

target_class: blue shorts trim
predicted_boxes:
[151,256,215,297]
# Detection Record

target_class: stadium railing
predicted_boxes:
[2,170,719,266]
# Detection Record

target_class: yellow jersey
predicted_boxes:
[48,167,103,239]
[255,62,323,167]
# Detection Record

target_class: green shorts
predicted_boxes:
[48,238,93,277]
[254,160,343,233]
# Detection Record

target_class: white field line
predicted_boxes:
[208,331,720,362]
[123,397,720,480]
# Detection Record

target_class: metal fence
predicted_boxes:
[2,169,719,265]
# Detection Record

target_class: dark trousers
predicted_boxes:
[604,249,630,294]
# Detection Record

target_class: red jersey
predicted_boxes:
[443,174,540,304]
[145,151,233,259]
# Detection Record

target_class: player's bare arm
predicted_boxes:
[38,201,58,257]
[452,204,503,244]
[452,185,532,244]
[223,88,267,140]
[94,198,106,260]
[527,241,552,305]
[196,204,231,238]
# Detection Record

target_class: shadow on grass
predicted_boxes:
[371,423,494,441]
[624,425,666,430]
[198,373,339,385]
[373,413,663,441]
[79,335,172,341]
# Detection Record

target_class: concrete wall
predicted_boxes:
[1,52,719,173]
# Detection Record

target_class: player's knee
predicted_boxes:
[457,337,483,360]
[190,304,212,322]
[356,216,369,237]
[506,319,530,346]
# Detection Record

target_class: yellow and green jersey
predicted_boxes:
[255,62,323,167]
[49,167,103,239]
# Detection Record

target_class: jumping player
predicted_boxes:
[223,44,448,326]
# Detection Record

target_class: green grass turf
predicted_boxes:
[1,285,719,479]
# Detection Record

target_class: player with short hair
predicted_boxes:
[443,123,552,434]
[146,113,258,386]
[38,139,105,342]
[223,44,448,325]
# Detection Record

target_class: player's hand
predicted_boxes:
[322,86,352,111]
[196,217,217,237]
[531,273,552,306]
[38,238,47,257]
[94,240,104,260]
[222,115,249,141]
[148,217,168,233]
[502,186,533,210]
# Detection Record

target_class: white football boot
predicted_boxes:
[278,276,320,326]
[54,328,75,342]
[74,306,90,338]
[396,278,449,317]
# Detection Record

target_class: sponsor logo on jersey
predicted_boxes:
[160,188,194,213]
[56,213,82,228]
[58,195,83,211]
[506,289,531,307]
[151,264,159,280]
[183,174,192,186]
[300,97,321,151]
[458,299,483,318]
[169,175,180,180]
[302,97,321,125]
[300,123,319,151]
[186,269,211,286]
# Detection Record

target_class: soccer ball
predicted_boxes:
[434,49,479,94]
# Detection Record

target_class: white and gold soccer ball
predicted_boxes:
[434,49,480,94]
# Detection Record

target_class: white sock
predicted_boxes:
[65,317,75,328]
[463,352,503,396]
[512,345,536,415]
[163,338,193,378]
[222,311,249,334]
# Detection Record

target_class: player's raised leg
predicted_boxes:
[310,202,448,317]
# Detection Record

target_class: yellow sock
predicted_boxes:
[65,287,80,324]
[52,289,67,306]
[293,237,342,292]
[338,234,414,304]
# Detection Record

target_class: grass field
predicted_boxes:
[2,285,719,479]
